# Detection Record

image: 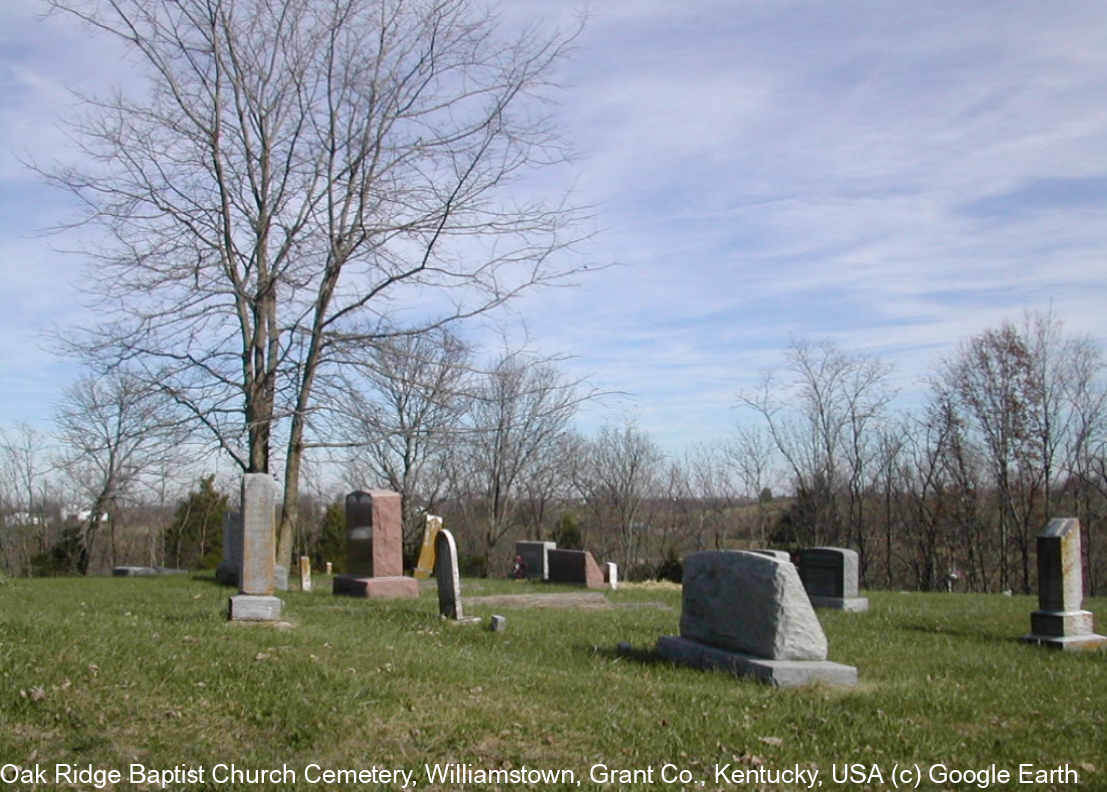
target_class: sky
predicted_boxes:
[2,0,1107,462]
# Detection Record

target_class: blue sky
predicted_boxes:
[3,0,1107,459]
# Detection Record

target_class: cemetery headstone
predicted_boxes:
[217,509,286,589]
[656,551,857,687]
[228,474,283,621]
[414,515,443,579]
[604,561,619,591]
[750,549,792,564]
[435,528,463,619]
[797,547,869,612]
[299,555,312,593]
[333,489,418,599]
[111,566,186,576]
[215,511,243,585]
[489,614,506,632]
[325,561,333,575]
[515,540,556,580]
[547,548,605,589]
[1022,518,1106,651]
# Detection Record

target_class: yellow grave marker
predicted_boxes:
[413,514,443,579]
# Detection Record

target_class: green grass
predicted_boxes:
[0,574,1104,790]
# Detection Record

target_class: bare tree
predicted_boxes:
[942,323,1042,592]
[728,425,775,546]
[686,443,739,550]
[337,327,470,562]
[518,430,580,543]
[575,421,663,572]
[871,423,906,588]
[54,371,188,573]
[841,352,896,583]
[450,351,583,573]
[0,424,54,576]
[44,0,591,568]
[1056,332,1107,594]
[740,338,892,549]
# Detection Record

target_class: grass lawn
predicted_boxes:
[0,574,1103,790]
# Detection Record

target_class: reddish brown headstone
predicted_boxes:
[333,489,417,600]
[344,490,403,577]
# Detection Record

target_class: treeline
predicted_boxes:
[2,312,1105,593]
[739,311,1107,595]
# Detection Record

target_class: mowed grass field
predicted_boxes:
[0,573,1104,791]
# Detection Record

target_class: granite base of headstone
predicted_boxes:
[333,575,419,599]
[798,547,869,612]
[1022,518,1107,651]
[228,595,283,621]
[547,549,605,589]
[656,551,857,687]
[515,540,556,580]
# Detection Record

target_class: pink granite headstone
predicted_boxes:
[333,489,417,599]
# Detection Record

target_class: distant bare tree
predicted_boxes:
[727,425,775,546]
[841,352,896,583]
[740,338,892,548]
[1062,340,1107,594]
[686,443,739,550]
[450,351,584,573]
[871,423,906,588]
[941,323,1041,592]
[575,421,663,572]
[337,328,470,563]
[518,430,580,543]
[54,371,188,573]
[44,0,591,569]
[0,424,54,575]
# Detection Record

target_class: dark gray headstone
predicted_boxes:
[798,547,856,598]
[215,511,243,585]
[435,528,462,620]
[345,491,376,578]
[515,540,556,580]
[547,548,605,588]
[797,547,868,611]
